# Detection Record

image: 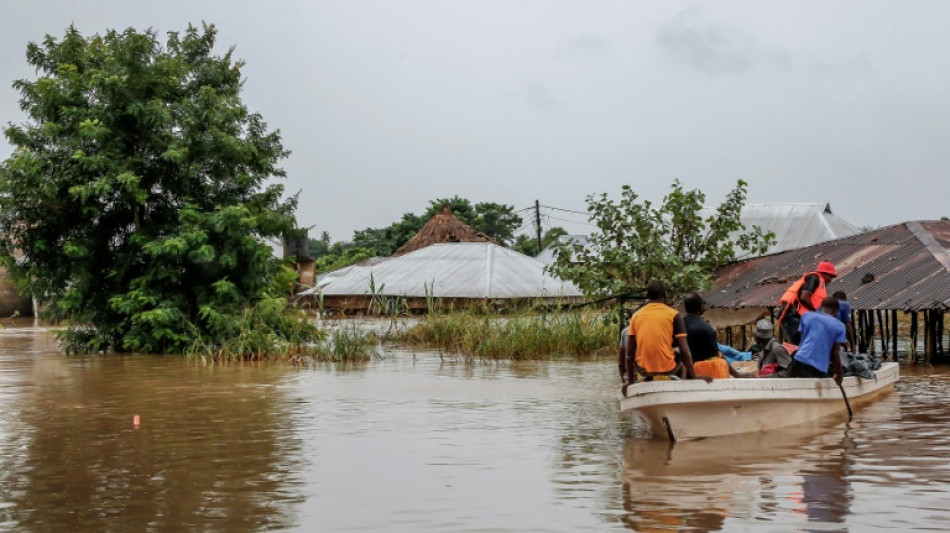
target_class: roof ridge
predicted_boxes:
[907,221,950,273]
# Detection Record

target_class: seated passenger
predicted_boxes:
[751,319,792,376]
[683,292,745,379]
[622,281,712,395]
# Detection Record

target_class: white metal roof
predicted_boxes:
[699,203,860,257]
[534,203,858,264]
[310,242,583,299]
[311,257,390,289]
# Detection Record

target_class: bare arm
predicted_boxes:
[845,322,856,353]
[621,334,638,396]
[618,331,628,380]
[798,275,821,311]
[831,342,844,385]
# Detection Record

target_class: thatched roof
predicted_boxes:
[393,206,496,256]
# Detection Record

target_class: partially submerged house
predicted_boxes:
[313,256,390,290]
[703,220,950,361]
[302,242,584,311]
[300,207,583,311]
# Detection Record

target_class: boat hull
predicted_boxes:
[619,362,899,441]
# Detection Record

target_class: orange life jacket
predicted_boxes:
[779,272,826,315]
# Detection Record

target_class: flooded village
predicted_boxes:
[3,4,950,532]
[1,197,949,530]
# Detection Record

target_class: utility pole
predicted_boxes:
[535,199,543,252]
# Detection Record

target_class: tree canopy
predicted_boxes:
[512,226,568,257]
[0,24,317,355]
[351,196,522,256]
[547,180,775,299]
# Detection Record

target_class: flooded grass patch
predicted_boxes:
[395,310,615,360]
[185,305,381,363]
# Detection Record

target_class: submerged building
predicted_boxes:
[300,207,583,311]
[703,220,950,362]
[301,242,583,311]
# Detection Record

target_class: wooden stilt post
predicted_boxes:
[891,309,899,361]
[877,309,887,360]
[938,310,946,359]
[910,311,919,364]
[857,310,866,353]
[924,310,933,364]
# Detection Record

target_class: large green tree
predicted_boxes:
[352,196,522,256]
[548,180,775,299]
[0,24,317,354]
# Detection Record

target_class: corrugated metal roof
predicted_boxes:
[310,243,583,299]
[699,203,860,257]
[310,257,390,289]
[704,220,950,311]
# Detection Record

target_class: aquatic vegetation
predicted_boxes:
[320,324,382,362]
[395,308,615,360]
[184,299,323,361]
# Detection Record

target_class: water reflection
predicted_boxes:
[0,327,304,532]
[619,418,862,531]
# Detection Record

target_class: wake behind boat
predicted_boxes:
[620,362,899,441]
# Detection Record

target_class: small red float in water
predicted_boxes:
[133,414,141,428]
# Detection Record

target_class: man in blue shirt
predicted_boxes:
[832,291,856,353]
[785,297,846,385]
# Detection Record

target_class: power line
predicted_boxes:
[512,220,535,234]
[541,204,589,216]
[545,214,599,228]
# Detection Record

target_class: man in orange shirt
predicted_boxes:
[622,280,711,395]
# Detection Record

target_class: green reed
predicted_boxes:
[317,323,381,362]
[395,308,615,360]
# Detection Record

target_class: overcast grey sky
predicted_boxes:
[2,0,948,242]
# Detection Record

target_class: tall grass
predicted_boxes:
[319,323,381,362]
[185,302,380,363]
[395,308,615,360]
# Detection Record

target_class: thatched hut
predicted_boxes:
[392,206,495,257]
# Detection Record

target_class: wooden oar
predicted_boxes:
[838,381,853,420]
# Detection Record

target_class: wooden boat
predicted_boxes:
[619,362,899,441]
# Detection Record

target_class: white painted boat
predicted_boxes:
[619,362,899,441]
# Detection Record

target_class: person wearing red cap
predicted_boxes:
[777,261,837,345]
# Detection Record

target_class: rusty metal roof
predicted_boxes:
[704,220,950,311]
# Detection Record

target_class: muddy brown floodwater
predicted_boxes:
[0,322,948,532]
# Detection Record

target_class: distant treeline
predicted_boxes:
[308,196,566,272]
